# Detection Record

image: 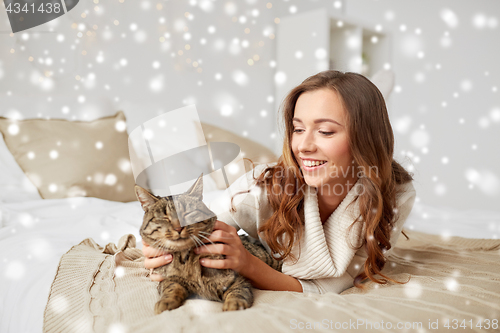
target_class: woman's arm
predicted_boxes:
[194,220,303,292]
[241,252,303,292]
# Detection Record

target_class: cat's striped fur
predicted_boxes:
[135,175,282,313]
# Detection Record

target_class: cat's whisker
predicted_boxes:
[196,237,207,246]
[198,234,217,253]
[198,234,215,245]
[153,240,163,249]
[198,232,215,243]
[162,239,171,249]
[197,241,207,251]
[194,236,205,248]
[150,239,168,256]
[148,239,160,250]
[190,235,204,248]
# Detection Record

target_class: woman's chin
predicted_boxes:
[303,177,326,188]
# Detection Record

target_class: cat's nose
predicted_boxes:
[174,227,184,233]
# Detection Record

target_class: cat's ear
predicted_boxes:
[186,173,203,199]
[135,185,159,211]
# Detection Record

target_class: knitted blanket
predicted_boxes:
[43,230,500,333]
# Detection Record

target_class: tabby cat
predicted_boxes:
[135,174,282,314]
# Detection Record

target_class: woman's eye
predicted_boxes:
[293,128,304,133]
[320,131,335,136]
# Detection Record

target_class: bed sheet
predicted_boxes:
[0,197,143,333]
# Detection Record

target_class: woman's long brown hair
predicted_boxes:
[234,70,413,289]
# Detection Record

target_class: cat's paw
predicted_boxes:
[154,297,183,314]
[222,298,250,311]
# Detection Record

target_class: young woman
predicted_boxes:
[142,70,416,294]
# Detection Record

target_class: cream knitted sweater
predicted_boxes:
[208,163,417,294]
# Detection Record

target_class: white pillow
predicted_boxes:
[0,134,42,202]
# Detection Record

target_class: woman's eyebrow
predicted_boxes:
[292,117,343,127]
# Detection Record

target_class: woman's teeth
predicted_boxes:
[303,160,327,167]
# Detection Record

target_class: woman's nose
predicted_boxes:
[298,132,316,153]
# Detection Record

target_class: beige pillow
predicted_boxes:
[0,111,136,202]
[200,122,278,190]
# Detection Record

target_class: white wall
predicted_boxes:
[0,0,499,212]
[346,0,500,212]
[0,0,277,141]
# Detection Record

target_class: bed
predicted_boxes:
[1,112,499,333]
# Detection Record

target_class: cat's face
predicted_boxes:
[135,175,217,251]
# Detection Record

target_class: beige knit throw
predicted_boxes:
[43,230,500,333]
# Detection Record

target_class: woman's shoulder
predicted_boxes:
[207,162,277,227]
[242,161,278,184]
[395,180,417,210]
[396,180,416,196]
[251,161,279,175]
[226,161,278,195]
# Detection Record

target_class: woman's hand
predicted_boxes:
[141,240,172,282]
[194,220,253,276]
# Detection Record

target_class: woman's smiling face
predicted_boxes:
[291,88,356,191]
